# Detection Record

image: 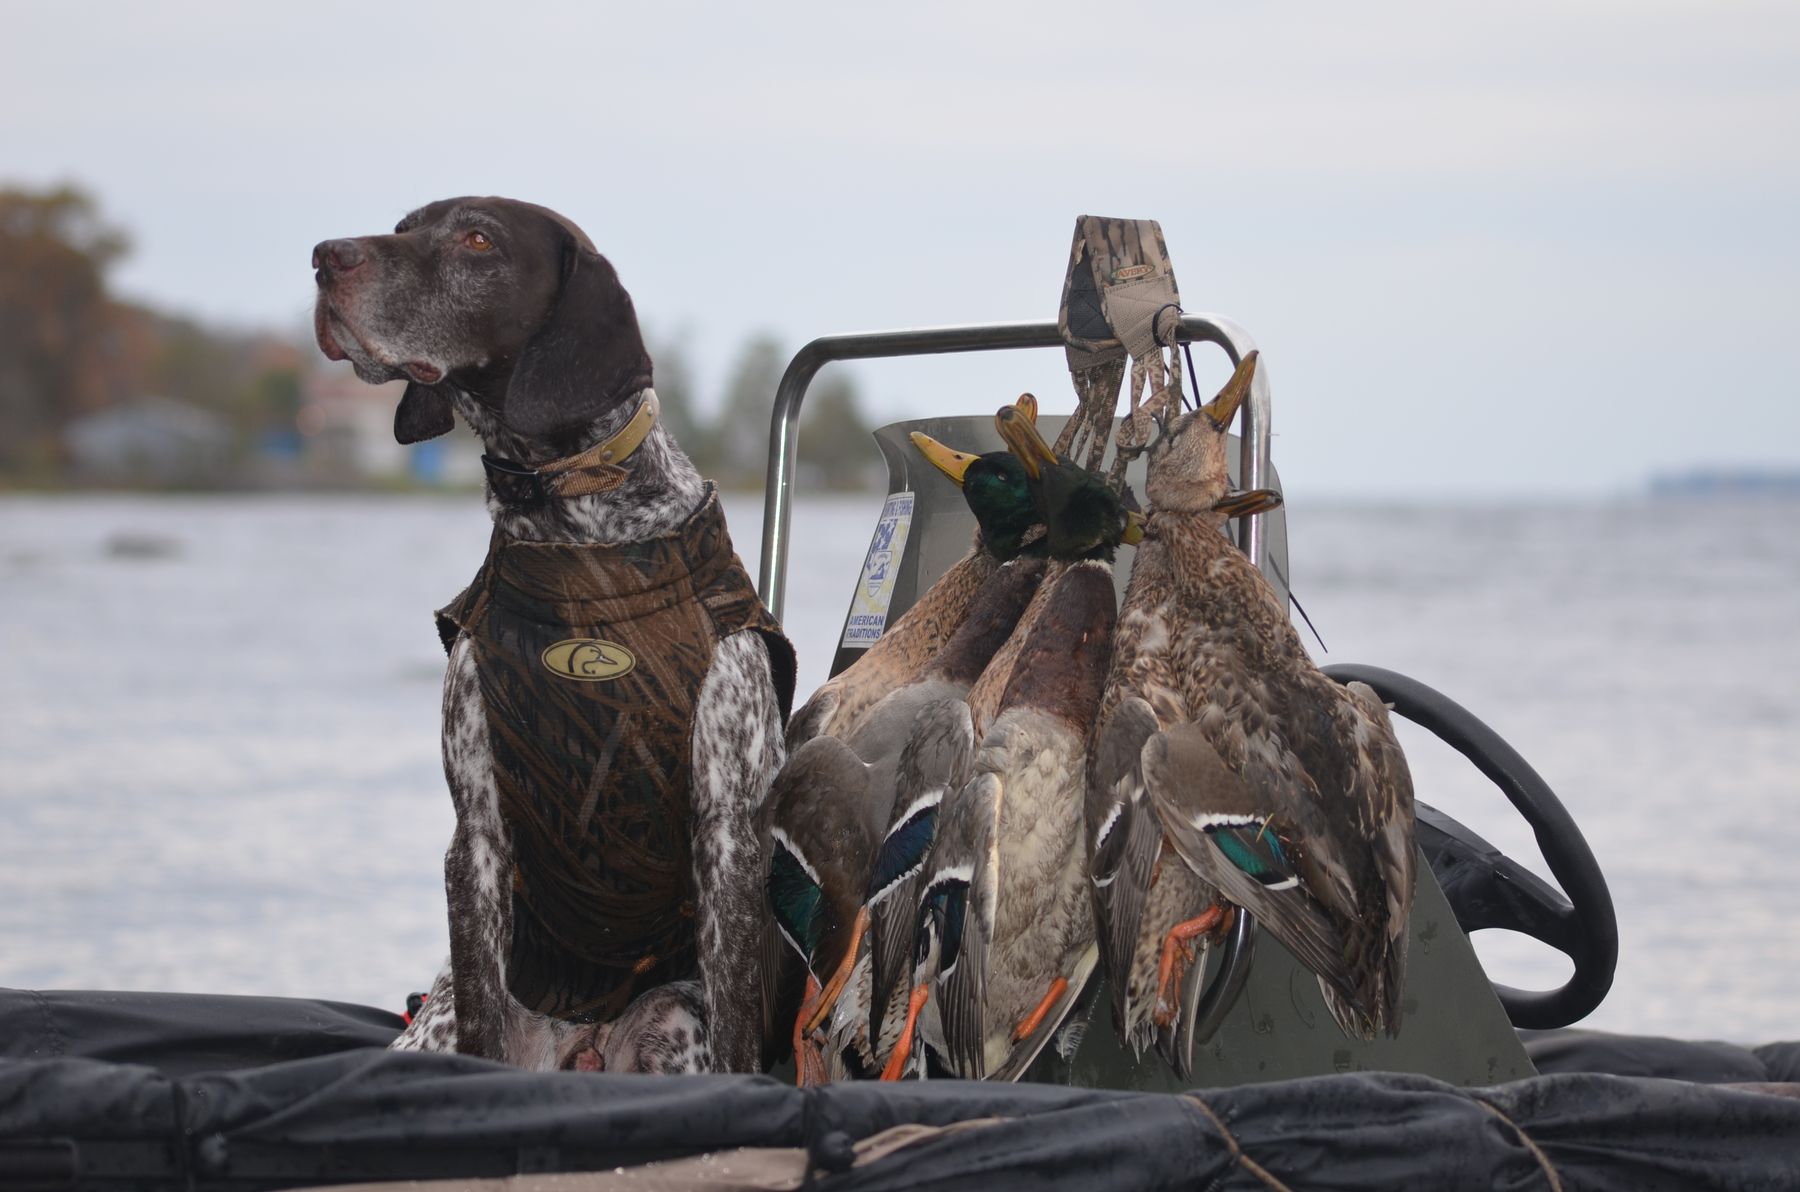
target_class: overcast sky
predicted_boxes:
[7,0,1797,497]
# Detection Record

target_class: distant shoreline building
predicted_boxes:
[64,395,232,486]
[1649,467,1800,500]
[298,368,483,487]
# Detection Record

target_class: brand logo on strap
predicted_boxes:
[1110,264,1155,282]
[542,638,637,682]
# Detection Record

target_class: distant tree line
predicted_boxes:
[0,184,307,486]
[0,182,881,492]
[655,333,876,492]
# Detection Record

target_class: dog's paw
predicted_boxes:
[561,1037,607,1072]
[556,1020,612,1071]
[561,981,710,1075]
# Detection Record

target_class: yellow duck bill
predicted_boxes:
[1203,351,1260,431]
[909,394,1039,486]
[995,404,1059,481]
[1123,510,1147,544]
[909,431,978,485]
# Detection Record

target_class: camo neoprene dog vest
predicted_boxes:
[436,487,795,1021]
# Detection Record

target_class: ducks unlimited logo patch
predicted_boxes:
[541,638,637,682]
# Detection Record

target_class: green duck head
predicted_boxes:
[995,404,1145,560]
[910,396,1044,561]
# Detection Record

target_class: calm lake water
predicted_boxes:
[1,491,1796,1044]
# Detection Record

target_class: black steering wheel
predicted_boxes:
[1323,663,1618,1030]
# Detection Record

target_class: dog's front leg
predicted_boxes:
[440,634,532,1061]
[390,961,457,1052]
[690,631,786,1072]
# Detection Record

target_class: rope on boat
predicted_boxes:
[1182,1087,1566,1190]
[1180,1093,1296,1192]
[1471,1096,1565,1192]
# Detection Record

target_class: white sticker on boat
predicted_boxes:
[839,491,914,649]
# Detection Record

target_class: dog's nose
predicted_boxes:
[312,238,367,278]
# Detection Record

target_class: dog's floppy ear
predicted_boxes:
[503,235,654,439]
[395,381,456,444]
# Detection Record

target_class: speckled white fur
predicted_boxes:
[688,629,786,1072]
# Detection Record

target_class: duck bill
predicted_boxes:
[909,431,978,486]
[996,405,1058,481]
[1202,351,1260,431]
[1123,509,1147,545]
[1015,392,1038,425]
[1212,488,1283,519]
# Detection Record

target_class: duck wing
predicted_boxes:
[784,687,840,752]
[1143,717,1397,1040]
[1087,696,1166,1032]
[1341,680,1418,1029]
[1267,679,1414,1037]
[926,764,1002,1079]
[864,698,977,1014]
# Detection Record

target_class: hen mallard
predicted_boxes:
[1088,356,1277,1074]
[785,396,1041,750]
[881,406,1133,1081]
[1104,352,1416,1053]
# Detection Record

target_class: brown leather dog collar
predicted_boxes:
[482,392,660,505]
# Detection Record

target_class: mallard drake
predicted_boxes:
[763,415,1050,1081]
[906,409,1045,566]
[762,731,877,1081]
[855,696,984,1081]
[1107,352,1416,1049]
[852,416,1056,1032]
[785,395,1040,750]
[882,408,1131,1081]
[763,557,1042,1081]
[957,399,1143,739]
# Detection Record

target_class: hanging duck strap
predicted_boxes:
[1058,216,1187,483]
[435,487,796,1022]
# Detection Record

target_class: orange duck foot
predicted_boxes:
[804,907,870,1037]
[1012,976,1070,1043]
[792,973,823,1087]
[1152,905,1228,1028]
[880,982,931,1081]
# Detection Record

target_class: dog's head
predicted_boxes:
[312,196,652,445]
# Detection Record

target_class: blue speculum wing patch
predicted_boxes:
[921,878,969,973]
[1210,822,1295,887]
[868,804,938,900]
[768,844,824,959]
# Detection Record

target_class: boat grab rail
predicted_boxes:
[756,315,1271,619]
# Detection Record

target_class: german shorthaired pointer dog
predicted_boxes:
[312,197,792,1073]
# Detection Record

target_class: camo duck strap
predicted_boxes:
[1058,215,1186,481]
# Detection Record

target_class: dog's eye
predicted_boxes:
[464,230,494,251]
